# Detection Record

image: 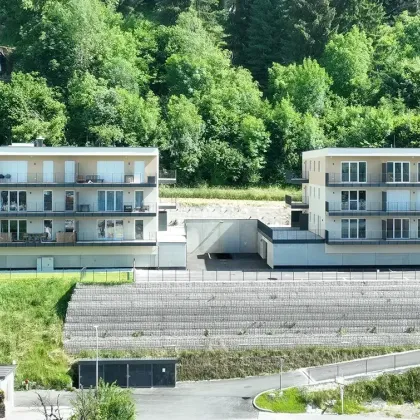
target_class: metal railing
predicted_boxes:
[0,172,158,184]
[0,231,157,245]
[327,201,420,213]
[327,172,420,185]
[0,201,157,213]
[159,169,177,179]
[326,230,420,242]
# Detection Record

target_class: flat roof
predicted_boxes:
[0,146,159,156]
[0,365,16,380]
[78,358,177,363]
[303,148,420,158]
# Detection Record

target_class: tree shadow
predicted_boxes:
[55,284,76,321]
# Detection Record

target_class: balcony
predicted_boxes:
[326,201,420,216]
[288,172,309,185]
[159,169,177,185]
[326,172,420,187]
[326,230,420,245]
[0,202,157,216]
[0,172,158,187]
[285,194,309,209]
[0,232,157,247]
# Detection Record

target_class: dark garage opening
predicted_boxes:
[78,358,177,388]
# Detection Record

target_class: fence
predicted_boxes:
[0,268,133,282]
[135,269,420,282]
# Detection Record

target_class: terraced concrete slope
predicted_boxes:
[64,279,420,353]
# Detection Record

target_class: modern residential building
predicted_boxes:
[259,148,420,267]
[0,144,185,269]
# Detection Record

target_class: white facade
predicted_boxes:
[0,146,185,269]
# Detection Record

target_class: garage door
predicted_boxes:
[387,190,410,211]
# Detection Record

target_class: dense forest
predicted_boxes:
[0,1,420,185]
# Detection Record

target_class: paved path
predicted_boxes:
[13,349,420,420]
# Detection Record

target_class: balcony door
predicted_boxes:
[97,161,124,183]
[98,191,123,211]
[43,161,54,183]
[134,161,145,183]
[387,190,410,212]
[1,219,27,241]
[65,161,75,183]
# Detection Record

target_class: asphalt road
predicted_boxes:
[13,349,420,420]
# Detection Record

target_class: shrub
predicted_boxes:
[71,380,135,420]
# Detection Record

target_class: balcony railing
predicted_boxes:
[158,169,177,184]
[0,172,158,185]
[326,173,420,185]
[326,230,420,244]
[0,202,157,214]
[0,231,157,246]
[327,201,420,214]
[288,171,309,185]
[285,194,309,209]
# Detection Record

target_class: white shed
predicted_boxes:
[0,365,15,418]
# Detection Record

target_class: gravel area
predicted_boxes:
[163,198,291,227]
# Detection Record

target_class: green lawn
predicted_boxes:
[255,388,306,413]
[160,186,301,201]
[0,272,132,389]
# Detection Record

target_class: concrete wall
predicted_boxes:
[158,242,186,268]
[186,219,258,255]
[273,242,420,266]
[0,246,157,269]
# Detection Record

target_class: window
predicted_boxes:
[318,188,320,199]
[44,191,52,211]
[134,191,144,209]
[44,220,53,240]
[386,219,409,239]
[1,191,26,212]
[0,219,26,241]
[97,219,123,240]
[98,191,123,211]
[341,162,367,183]
[135,220,143,240]
[65,191,74,211]
[310,161,312,171]
[65,220,75,233]
[418,220,420,238]
[341,191,366,211]
[318,161,320,172]
[309,186,312,197]
[341,219,366,239]
[386,162,410,183]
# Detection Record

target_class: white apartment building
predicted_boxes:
[0,144,185,269]
[260,148,420,267]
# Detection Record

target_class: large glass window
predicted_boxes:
[65,191,74,211]
[341,219,366,239]
[44,220,53,240]
[1,191,26,211]
[98,191,123,211]
[135,220,143,240]
[386,162,410,182]
[44,191,52,211]
[1,219,27,241]
[135,191,144,209]
[341,162,366,183]
[386,219,410,239]
[341,191,366,211]
[97,219,123,240]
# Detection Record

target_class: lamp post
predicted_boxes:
[93,325,99,390]
[280,358,284,394]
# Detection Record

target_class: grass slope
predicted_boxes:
[257,368,420,415]
[0,276,418,389]
[0,273,132,389]
[160,186,301,201]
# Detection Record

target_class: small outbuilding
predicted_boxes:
[78,358,177,389]
[0,365,16,418]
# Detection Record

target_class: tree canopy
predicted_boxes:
[0,0,419,184]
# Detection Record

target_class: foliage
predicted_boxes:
[0,0,419,183]
[255,388,306,413]
[70,380,135,420]
[304,367,420,413]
